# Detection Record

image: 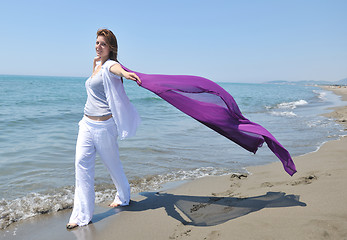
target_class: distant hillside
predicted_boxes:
[265,78,347,85]
[264,80,331,85]
[265,80,290,84]
[296,80,332,85]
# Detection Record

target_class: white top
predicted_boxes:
[84,68,112,117]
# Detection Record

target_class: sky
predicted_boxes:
[0,0,346,82]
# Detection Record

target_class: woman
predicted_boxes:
[66,29,141,229]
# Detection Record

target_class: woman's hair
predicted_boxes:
[97,29,119,62]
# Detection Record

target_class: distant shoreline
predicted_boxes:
[0,74,87,79]
[320,85,347,101]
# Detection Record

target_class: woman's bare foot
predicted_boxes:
[66,223,78,229]
[109,202,121,208]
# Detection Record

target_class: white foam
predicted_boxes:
[313,90,327,101]
[277,100,308,109]
[270,111,297,117]
[0,188,74,230]
[306,120,323,128]
[129,167,233,193]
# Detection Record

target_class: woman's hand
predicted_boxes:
[93,56,101,72]
[94,56,101,63]
[123,72,142,86]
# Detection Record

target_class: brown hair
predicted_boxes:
[96,29,119,62]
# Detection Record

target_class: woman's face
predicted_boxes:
[95,36,110,60]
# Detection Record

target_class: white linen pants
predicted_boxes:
[69,116,130,226]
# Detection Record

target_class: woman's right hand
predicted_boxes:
[93,56,101,72]
[93,56,101,64]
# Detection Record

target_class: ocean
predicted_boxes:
[0,74,345,229]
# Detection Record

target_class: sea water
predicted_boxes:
[0,75,344,229]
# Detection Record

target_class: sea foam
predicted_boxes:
[277,100,308,109]
[270,111,297,117]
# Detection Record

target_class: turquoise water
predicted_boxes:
[0,74,344,229]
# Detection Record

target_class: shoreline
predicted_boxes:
[320,85,347,130]
[2,85,347,240]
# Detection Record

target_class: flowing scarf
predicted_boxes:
[121,65,297,176]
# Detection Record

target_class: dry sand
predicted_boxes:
[2,86,347,240]
[321,85,347,130]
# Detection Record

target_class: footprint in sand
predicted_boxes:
[260,173,319,188]
[169,224,192,239]
[204,230,221,240]
[290,174,317,186]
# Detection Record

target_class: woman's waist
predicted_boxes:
[84,114,113,121]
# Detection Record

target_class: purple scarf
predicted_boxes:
[122,66,297,176]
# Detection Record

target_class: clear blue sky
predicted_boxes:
[1,0,346,82]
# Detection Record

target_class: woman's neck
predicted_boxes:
[100,57,109,65]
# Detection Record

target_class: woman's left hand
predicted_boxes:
[124,72,142,86]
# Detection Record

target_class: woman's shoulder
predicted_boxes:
[103,59,121,79]
[103,59,118,69]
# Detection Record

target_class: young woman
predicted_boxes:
[66,29,141,229]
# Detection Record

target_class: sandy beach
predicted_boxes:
[2,85,347,240]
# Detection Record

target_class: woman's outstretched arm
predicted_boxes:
[110,63,141,85]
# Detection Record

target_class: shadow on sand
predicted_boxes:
[92,191,306,226]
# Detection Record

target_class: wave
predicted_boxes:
[0,167,237,230]
[276,100,308,109]
[306,119,327,128]
[0,188,74,229]
[265,99,308,116]
[265,99,308,111]
[269,111,297,117]
[313,90,327,101]
[129,167,234,193]
[132,95,163,102]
